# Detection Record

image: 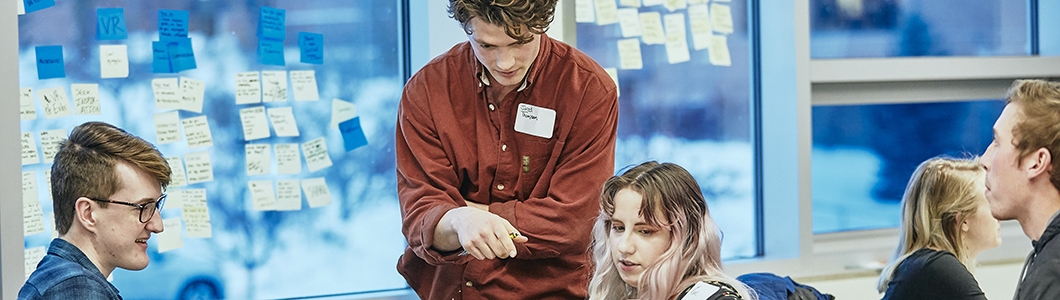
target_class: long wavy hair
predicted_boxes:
[589,161,753,300]
[876,157,985,292]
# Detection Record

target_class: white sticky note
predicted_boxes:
[617,8,643,38]
[20,87,36,120]
[290,70,319,101]
[154,111,182,145]
[711,3,733,34]
[165,157,188,187]
[276,179,302,211]
[21,132,40,166]
[245,144,271,176]
[330,99,357,129]
[618,38,643,70]
[18,0,26,15]
[594,0,619,25]
[249,180,277,211]
[70,84,102,115]
[709,35,732,66]
[643,0,664,6]
[23,171,45,236]
[157,218,184,253]
[163,188,183,210]
[181,116,214,149]
[301,177,332,208]
[38,87,73,119]
[99,45,129,79]
[39,129,66,164]
[267,107,300,137]
[275,143,301,174]
[620,0,640,7]
[664,0,687,11]
[604,67,620,97]
[24,246,46,280]
[688,0,707,3]
[184,150,214,185]
[239,106,271,141]
[49,212,57,238]
[301,137,333,173]
[664,13,691,64]
[689,4,713,50]
[235,71,262,105]
[261,71,288,103]
[152,78,181,110]
[575,0,595,23]
[42,170,53,203]
[180,77,205,113]
[640,12,666,45]
[183,189,212,238]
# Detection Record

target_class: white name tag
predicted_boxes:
[682,282,721,300]
[514,103,556,139]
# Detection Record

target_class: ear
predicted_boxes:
[957,212,969,232]
[1025,147,1052,180]
[74,197,100,233]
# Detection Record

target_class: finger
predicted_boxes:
[502,224,523,258]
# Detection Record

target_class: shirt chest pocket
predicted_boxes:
[513,136,561,200]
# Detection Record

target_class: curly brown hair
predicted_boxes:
[1006,79,1060,191]
[448,0,558,44]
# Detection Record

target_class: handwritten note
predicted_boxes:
[249,180,277,211]
[575,0,595,23]
[688,0,707,3]
[245,144,271,176]
[21,132,40,165]
[184,151,214,185]
[152,41,171,73]
[71,84,101,115]
[23,171,45,236]
[617,8,643,37]
[181,116,214,149]
[24,246,46,280]
[664,13,691,64]
[258,39,285,66]
[99,44,129,78]
[339,117,369,151]
[180,77,205,113]
[20,87,36,120]
[182,189,211,238]
[239,106,271,141]
[330,98,357,129]
[154,111,182,144]
[276,179,302,211]
[594,0,619,25]
[267,107,300,137]
[689,4,713,50]
[38,86,72,119]
[159,10,190,41]
[298,32,323,64]
[168,37,197,72]
[158,218,184,252]
[301,177,332,208]
[709,35,732,66]
[97,8,128,40]
[664,0,687,12]
[235,72,262,104]
[39,129,66,164]
[301,137,333,173]
[275,143,301,174]
[644,0,664,6]
[258,7,286,40]
[290,70,319,101]
[165,156,188,187]
[164,189,183,210]
[618,38,643,70]
[35,46,64,79]
[261,71,288,102]
[152,78,181,110]
[620,0,641,7]
[711,3,734,34]
[640,12,666,45]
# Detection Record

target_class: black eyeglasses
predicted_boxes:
[90,194,167,223]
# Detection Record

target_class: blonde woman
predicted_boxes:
[877,157,1002,299]
[589,162,754,300]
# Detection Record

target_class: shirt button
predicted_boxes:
[497,184,505,190]
[466,281,473,287]
[502,144,507,152]
[488,104,495,111]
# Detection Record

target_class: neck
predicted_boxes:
[1018,187,1060,241]
[61,230,114,278]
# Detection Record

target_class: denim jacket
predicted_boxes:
[18,239,122,300]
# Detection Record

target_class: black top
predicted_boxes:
[881,249,986,300]
[1016,209,1060,300]
[676,281,742,300]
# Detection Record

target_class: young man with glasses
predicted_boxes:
[19,121,171,300]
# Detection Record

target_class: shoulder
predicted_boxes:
[677,281,744,300]
[538,36,617,93]
[34,274,117,300]
[25,255,112,298]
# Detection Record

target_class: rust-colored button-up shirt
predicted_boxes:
[396,34,618,300]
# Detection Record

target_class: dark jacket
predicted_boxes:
[1016,209,1060,300]
[19,239,122,300]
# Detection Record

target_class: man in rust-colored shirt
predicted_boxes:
[395,0,618,299]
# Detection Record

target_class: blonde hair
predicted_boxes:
[1006,79,1060,191]
[589,161,753,300]
[876,157,985,292]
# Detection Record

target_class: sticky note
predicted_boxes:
[38,86,72,119]
[39,129,66,164]
[49,212,56,238]
[604,67,620,97]
[23,0,54,14]
[640,12,665,45]
[275,143,301,174]
[618,38,643,70]
[245,144,271,176]
[168,38,197,72]
[301,137,332,173]
[617,8,642,38]
[180,77,205,113]
[159,10,190,42]
[249,180,277,211]
[258,6,286,40]
[594,0,619,25]
[235,72,262,104]
[711,3,733,34]
[152,41,172,73]
[184,151,213,184]
[339,117,369,151]
[239,106,271,141]
[181,116,214,149]
[182,189,211,238]
[258,39,285,66]
[267,107,300,137]
[575,0,594,23]
[290,70,318,101]
[164,189,183,210]
[18,0,25,15]
[330,99,357,129]
[688,0,707,3]
[43,170,53,202]
[664,0,687,12]
[97,8,128,40]
[71,84,101,115]
[23,171,45,236]
[709,35,732,66]
[261,71,288,102]
[24,246,46,280]
[154,111,183,144]
[21,132,39,165]
[157,218,184,252]
[689,4,713,50]
[664,13,691,64]
[298,32,323,64]
[276,179,301,211]
[643,0,663,5]
[165,156,188,187]
[152,78,181,110]
[35,46,65,80]
[20,88,36,120]
[99,44,129,78]
[301,177,332,208]
[620,0,640,7]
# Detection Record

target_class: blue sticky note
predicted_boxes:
[258,39,285,66]
[299,32,323,65]
[258,7,286,40]
[23,0,55,14]
[97,8,128,40]
[152,41,173,73]
[158,10,189,42]
[168,38,197,72]
[339,117,369,151]
[35,46,65,80]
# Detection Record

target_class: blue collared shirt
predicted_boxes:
[18,238,122,300]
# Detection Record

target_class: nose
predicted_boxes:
[496,48,515,71]
[981,143,995,171]
[146,208,164,233]
[615,232,634,255]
